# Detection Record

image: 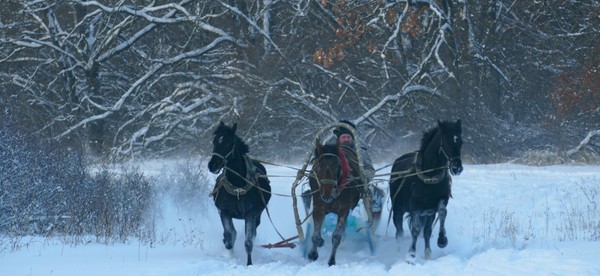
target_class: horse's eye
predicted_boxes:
[218,136,224,144]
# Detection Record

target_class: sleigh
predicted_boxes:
[290,122,378,263]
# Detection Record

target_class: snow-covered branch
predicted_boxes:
[57,35,235,139]
[567,130,600,157]
[75,0,194,23]
[356,85,443,126]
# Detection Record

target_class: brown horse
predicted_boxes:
[306,140,363,266]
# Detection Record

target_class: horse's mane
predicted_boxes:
[234,136,250,155]
[214,124,250,155]
[418,120,457,153]
[317,144,338,156]
[419,125,440,153]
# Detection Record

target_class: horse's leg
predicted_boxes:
[328,210,348,266]
[243,212,259,266]
[391,181,408,239]
[308,210,325,262]
[406,212,421,263]
[423,214,435,260]
[392,207,405,239]
[220,211,236,250]
[437,200,448,248]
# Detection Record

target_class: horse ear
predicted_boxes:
[315,138,323,156]
[456,119,462,128]
[232,123,237,133]
[219,121,225,127]
[316,138,324,149]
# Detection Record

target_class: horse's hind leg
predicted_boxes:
[437,200,448,248]
[244,213,260,266]
[328,212,348,266]
[406,212,421,263]
[220,212,236,250]
[392,209,405,239]
[423,214,435,260]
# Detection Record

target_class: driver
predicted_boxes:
[332,120,384,225]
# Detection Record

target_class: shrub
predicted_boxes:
[156,159,213,214]
[0,119,155,243]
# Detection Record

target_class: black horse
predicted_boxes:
[208,121,271,266]
[389,119,463,262]
[306,140,363,266]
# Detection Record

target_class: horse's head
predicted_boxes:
[311,140,343,203]
[438,119,463,175]
[208,121,239,174]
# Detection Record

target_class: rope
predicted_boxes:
[222,166,298,198]
[261,189,289,245]
[389,166,448,183]
[251,158,305,172]
[385,175,408,237]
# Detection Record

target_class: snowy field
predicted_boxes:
[2,161,600,275]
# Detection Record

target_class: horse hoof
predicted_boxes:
[405,252,416,264]
[437,236,448,248]
[328,258,336,266]
[308,251,318,261]
[424,248,432,260]
[223,238,233,250]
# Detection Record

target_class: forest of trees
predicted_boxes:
[1,0,599,163]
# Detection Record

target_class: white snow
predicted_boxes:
[2,161,600,275]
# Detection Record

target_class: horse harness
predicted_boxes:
[310,145,357,191]
[390,150,451,204]
[210,154,263,200]
[414,150,448,185]
[310,152,342,188]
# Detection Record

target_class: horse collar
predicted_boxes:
[216,155,257,198]
[414,151,447,184]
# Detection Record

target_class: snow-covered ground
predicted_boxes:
[2,161,600,275]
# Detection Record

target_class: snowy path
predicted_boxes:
[2,163,600,275]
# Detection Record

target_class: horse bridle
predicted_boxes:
[210,138,258,198]
[211,137,237,170]
[312,153,342,188]
[438,135,461,167]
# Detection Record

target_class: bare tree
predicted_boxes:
[2,0,598,162]
[229,0,462,158]
[1,0,252,158]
